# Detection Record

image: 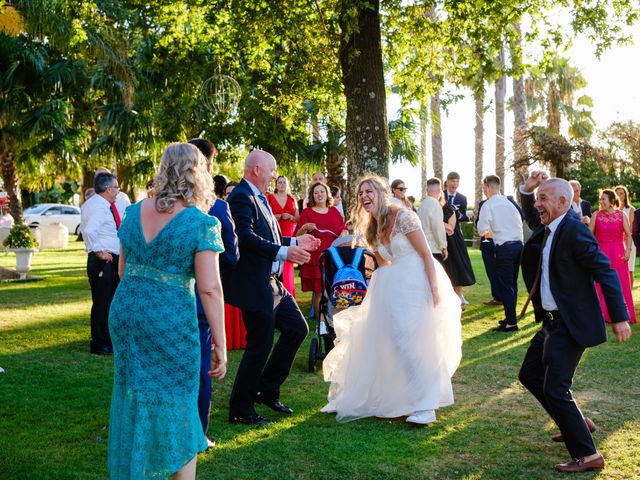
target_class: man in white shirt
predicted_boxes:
[82,172,121,355]
[477,175,523,332]
[417,178,448,262]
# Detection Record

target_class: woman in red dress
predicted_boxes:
[267,176,299,296]
[295,182,349,318]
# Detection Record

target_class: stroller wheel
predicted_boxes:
[308,337,319,373]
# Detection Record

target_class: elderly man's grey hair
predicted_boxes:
[543,178,574,209]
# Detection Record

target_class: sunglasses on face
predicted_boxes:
[395,187,407,192]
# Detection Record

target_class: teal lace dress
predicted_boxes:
[107,203,224,479]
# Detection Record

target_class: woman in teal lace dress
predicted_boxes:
[108,143,227,479]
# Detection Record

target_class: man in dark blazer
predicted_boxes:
[190,139,239,447]
[518,171,631,473]
[568,180,591,223]
[226,149,320,425]
[445,171,469,222]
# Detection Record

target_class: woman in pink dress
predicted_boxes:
[589,189,636,323]
[295,182,349,318]
[267,176,299,296]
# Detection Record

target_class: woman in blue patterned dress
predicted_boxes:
[108,142,227,479]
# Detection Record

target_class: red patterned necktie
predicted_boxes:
[110,203,121,229]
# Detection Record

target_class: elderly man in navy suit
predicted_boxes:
[226,150,320,425]
[518,171,631,473]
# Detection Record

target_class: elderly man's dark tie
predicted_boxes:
[520,226,551,319]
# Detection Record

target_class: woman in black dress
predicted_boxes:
[442,199,475,307]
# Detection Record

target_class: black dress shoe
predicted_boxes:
[256,398,294,415]
[90,346,113,355]
[492,323,518,332]
[229,414,272,425]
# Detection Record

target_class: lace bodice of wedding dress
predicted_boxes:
[377,208,424,262]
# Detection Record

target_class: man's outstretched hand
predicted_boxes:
[297,234,321,251]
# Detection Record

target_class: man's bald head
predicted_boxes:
[541,179,573,210]
[244,149,277,193]
[245,149,275,171]
[535,178,573,224]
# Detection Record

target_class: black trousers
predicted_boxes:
[518,317,596,458]
[87,252,119,351]
[230,277,308,417]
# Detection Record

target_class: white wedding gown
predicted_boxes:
[321,209,462,422]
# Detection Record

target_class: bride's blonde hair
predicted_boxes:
[153,142,215,213]
[350,174,391,248]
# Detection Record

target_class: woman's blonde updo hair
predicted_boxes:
[350,174,391,249]
[153,142,215,213]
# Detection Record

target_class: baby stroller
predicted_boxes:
[308,236,377,372]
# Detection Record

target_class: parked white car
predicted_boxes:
[23,203,82,234]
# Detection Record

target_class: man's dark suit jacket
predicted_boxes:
[579,199,592,217]
[226,179,292,317]
[446,191,469,222]
[521,193,628,348]
[195,198,239,316]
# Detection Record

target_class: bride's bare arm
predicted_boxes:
[405,229,439,304]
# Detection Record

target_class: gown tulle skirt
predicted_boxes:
[321,250,462,422]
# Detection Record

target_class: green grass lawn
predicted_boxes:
[1,242,639,479]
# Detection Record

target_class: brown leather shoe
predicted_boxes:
[552,417,597,442]
[554,454,604,473]
[483,299,503,306]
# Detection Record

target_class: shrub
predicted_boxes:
[3,220,38,249]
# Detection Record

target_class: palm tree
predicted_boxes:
[419,103,428,199]
[474,86,485,209]
[430,91,443,180]
[0,1,135,216]
[525,56,595,175]
[510,21,528,189]
[495,47,506,191]
[0,34,83,219]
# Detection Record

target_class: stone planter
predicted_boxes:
[9,248,37,279]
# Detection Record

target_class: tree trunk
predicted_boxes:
[546,80,561,136]
[339,0,389,210]
[430,91,443,181]
[419,103,428,199]
[0,143,22,219]
[510,22,528,190]
[474,87,485,209]
[116,162,135,203]
[495,47,506,192]
[81,166,94,202]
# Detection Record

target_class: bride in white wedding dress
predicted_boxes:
[321,174,462,424]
